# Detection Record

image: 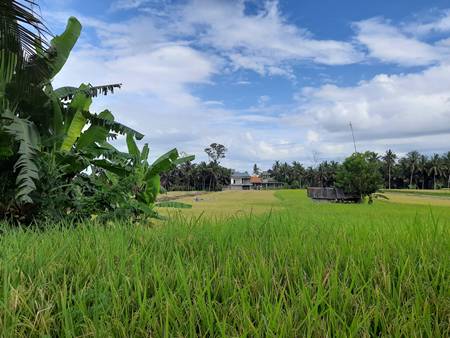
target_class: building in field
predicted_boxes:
[226,171,284,190]
[228,171,252,190]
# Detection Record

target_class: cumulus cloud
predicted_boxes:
[46,2,450,170]
[353,17,448,66]
[177,0,363,75]
[295,63,450,155]
[405,9,450,35]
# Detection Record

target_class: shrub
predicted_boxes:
[336,152,383,202]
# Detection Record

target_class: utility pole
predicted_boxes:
[349,122,357,153]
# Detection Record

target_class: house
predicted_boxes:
[226,170,284,190]
[228,171,252,190]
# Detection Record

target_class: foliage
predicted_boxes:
[161,160,231,191]
[204,142,227,163]
[263,150,450,191]
[0,190,448,336]
[0,3,192,223]
[336,151,383,200]
[252,163,260,175]
[162,143,230,191]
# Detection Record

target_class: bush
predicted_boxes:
[336,152,383,201]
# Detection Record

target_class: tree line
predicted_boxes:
[162,147,450,191]
[161,143,231,191]
[267,150,450,190]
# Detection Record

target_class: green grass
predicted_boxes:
[383,188,450,198]
[0,190,449,336]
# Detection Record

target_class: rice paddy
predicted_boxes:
[0,190,449,336]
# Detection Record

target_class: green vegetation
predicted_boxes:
[1,2,448,337]
[336,151,383,201]
[384,189,450,198]
[0,2,192,223]
[159,190,281,217]
[0,190,448,336]
[161,143,231,191]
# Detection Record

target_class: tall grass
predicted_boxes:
[0,191,449,336]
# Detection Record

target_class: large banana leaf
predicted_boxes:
[142,173,160,205]
[54,83,122,100]
[126,133,140,160]
[60,86,92,152]
[91,159,130,177]
[173,155,195,166]
[84,111,144,140]
[146,148,179,179]
[77,110,114,149]
[141,144,149,162]
[48,17,81,79]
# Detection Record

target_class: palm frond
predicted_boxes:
[0,0,51,60]
[1,109,40,204]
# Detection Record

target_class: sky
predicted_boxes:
[40,0,450,171]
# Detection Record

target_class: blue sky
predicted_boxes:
[41,0,450,170]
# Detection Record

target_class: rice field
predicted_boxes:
[0,190,449,336]
[383,189,450,207]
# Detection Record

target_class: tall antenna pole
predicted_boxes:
[349,122,357,153]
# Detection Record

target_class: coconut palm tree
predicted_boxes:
[405,151,420,188]
[428,154,444,190]
[416,154,429,189]
[442,151,450,189]
[382,149,397,189]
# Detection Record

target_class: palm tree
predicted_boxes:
[442,152,450,189]
[382,149,397,189]
[292,161,305,188]
[428,154,444,190]
[405,151,420,188]
[1,0,50,59]
[416,154,428,189]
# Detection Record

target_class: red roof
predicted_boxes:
[250,176,262,184]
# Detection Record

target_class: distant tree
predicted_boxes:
[382,149,397,189]
[204,143,227,164]
[291,161,305,188]
[416,154,429,189]
[405,151,420,188]
[443,152,450,189]
[428,154,444,190]
[336,152,383,202]
[253,164,260,175]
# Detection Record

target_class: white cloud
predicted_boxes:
[176,0,363,76]
[406,10,450,35]
[110,0,151,11]
[46,3,450,171]
[307,130,320,143]
[295,63,450,153]
[354,18,446,66]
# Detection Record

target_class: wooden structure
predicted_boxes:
[226,171,284,190]
[307,187,361,203]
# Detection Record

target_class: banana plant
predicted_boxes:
[125,134,195,215]
[1,4,192,222]
[1,14,142,205]
[1,14,82,204]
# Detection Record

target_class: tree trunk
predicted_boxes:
[434,173,436,190]
[388,165,391,190]
[409,170,414,188]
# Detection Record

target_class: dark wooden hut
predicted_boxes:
[307,187,361,203]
